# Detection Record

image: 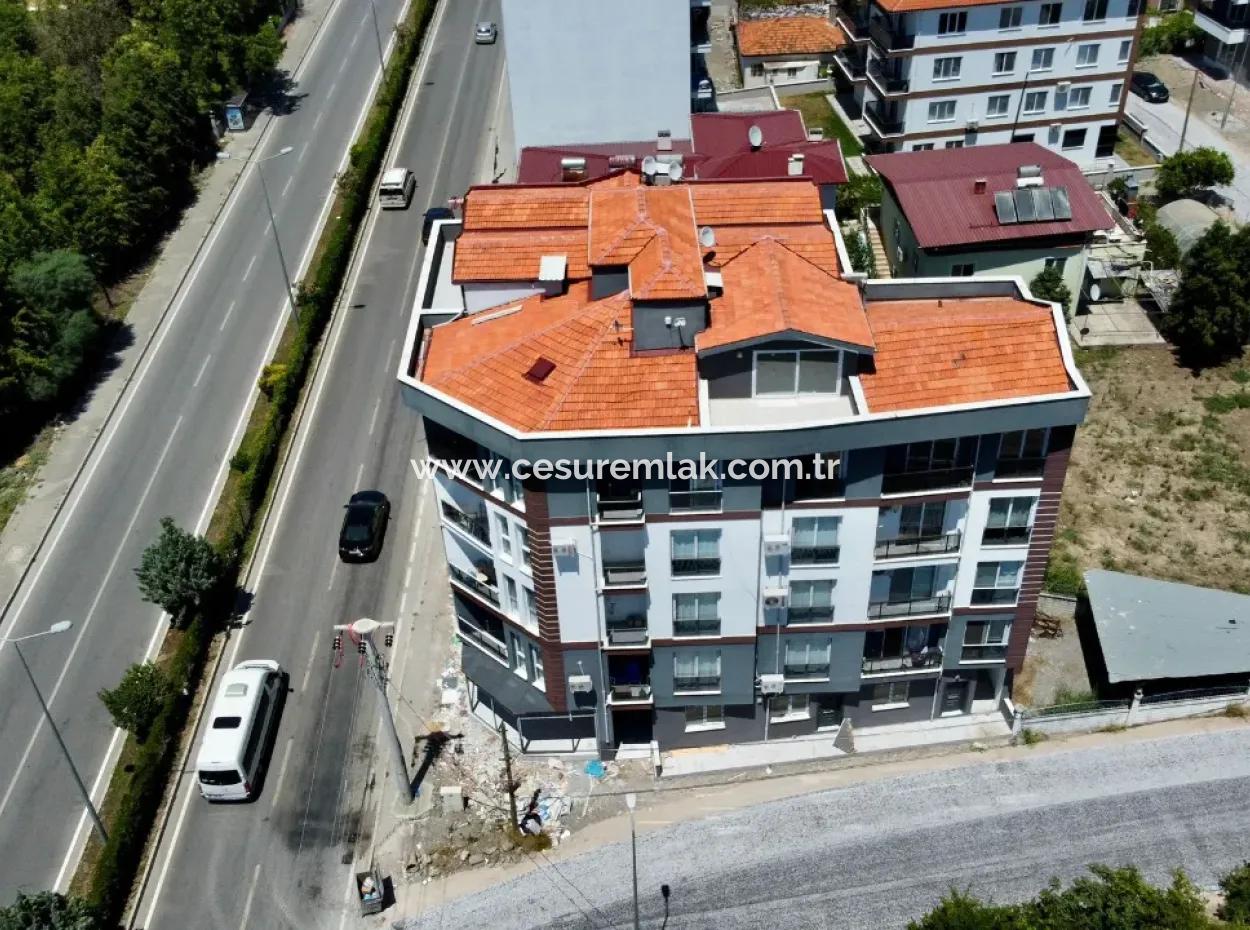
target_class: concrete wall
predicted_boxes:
[500,0,691,152]
[741,55,832,90]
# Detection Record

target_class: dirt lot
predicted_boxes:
[1137,53,1250,151]
[1050,346,1250,595]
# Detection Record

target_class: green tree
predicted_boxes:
[1156,147,1236,203]
[9,248,95,313]
[836,173,884,218]
[135,516,223,620]
[44,65,103,151]
[1144,221,1181,269]
[34,138,139,273]
[7,250,100,404]
[0,891,106,930]
[845,228,876,276]
[33,0,129,94]
[1138,9,1204,56]
[0,52,53,189]
[98,660,171,740]
[241,15,285,87]
[908,890,1026,930]
[1219,862,1250,924]
[1026,866,1213,930]
[1164,221,1250,367]
[0,0,34,56]
[1030,265,1072,312]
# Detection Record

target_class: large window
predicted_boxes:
[753,349,840,396]
[1109,82,1123,104]
[1030,48,1055,72]
[684,704,725,732]
[1119,39,1132,62]
[504,576,519,616]
[933,56,962,80]
[870,565,950,618]
[882,437,978,493]
[962,618,1011,661]
[1083,0,1108,20]
[671,530,721,577]
[983,497,1035,545]
[1023,90,1048,114]
[523,587,538,626]
[951,262,975,277]
[997,428,1048,477]
[928,100,957,122]
[1076,43,1099,66]
[876,501,959,558]
[987,94,1010,117]
[992,51,1016,75]
[972,561,1023,605]
[789,580,835,624]
[674,651,721,691]
[673,593,721,637]
[768,694,811,723]
[1062,128,1087,150]
[938,10,967,33]
[496,514,512,559]
[1038,1,1062,24]
[784,638,832,679]
[529,644,545,687]
[791,517,840,565]
[670,476,722,512]
[862,624,946,672]
[1067,87,1092,109]
[872,681,911,708]
[998,6,1022,28]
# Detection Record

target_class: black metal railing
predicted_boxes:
[862,648,944,673]
[868,593,952,619]
[786,605,835,624]
[669,490,722,512]
[995,457,1046,479]
[603,561,648,587]
[784,662,831,679]
[836,10,870,40]
[441,501,490,545]
[457,617,508,662]
[605,614,649,645]
[981,526,1032,546]
[868,58,910,94]
[874,533,962,559]
[833,50,867,79]
[960,644,1008,661]
[449,564,500,606]
[597,494,644,521]
[868,16,915,50]
[674,675,721,692]
[672,557,720,577]
[790,544,841,566]
[971,588,1019,606]
[673,617,721,637]
[881,466,975,495]
[864,103,905,136]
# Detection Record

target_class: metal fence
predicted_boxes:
[1140,685,1247,705]
[1017,684,1250,736]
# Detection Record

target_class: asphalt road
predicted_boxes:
[0,0,421,903]
[133,1,505,927]
[405,728,1250,930]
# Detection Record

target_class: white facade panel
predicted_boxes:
[953,487,1041,605]
[646,519,761,638]
[552,523,599,643]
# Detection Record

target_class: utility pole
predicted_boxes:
[626,793,641,930]
[499,720,519,828]
[1179,69,1200,154]
[1222,44,1249,130]
[333,618,412,804]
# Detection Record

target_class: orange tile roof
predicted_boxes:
[708,225,840,276]
[698,240,871,353]
[452,229,591,282]
[689,181,826,227]
[859,298,1072,412]
[462,186,590,231]
[737,16,846,57]
[421,283,700,432]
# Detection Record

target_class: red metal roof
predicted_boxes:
[866,142,1112,250]
[689,110,808,153]
[517,140,697,185]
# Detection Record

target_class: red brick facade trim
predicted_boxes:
[522,481,569,710]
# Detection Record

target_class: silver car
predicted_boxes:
[474,21,497,44]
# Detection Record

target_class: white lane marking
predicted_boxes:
[338,57,349,76]
[219,299,238,332]
[313,111,325,130]
[327,79,338,98]
[0,418,185,829]
[237,863,262,930]
[327,560,340,592]
[242,254,258,281]
[281,175,294,199]
[368,397,381,436]
[193,354,213,388]
[301,633,320,693]
[297,148,307,166]
[355,463,365,487]
[268,739,295,811]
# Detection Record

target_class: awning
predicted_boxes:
[461,645,554,716]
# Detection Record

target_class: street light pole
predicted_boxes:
[4,623,107,843]
[367,0,386,67]
[257,146,298,323]
[625,793,641,930]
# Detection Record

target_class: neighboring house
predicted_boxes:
[738,15,847,88]
[499,0,693,155]
[834,0,1145,163]
[398,168,1090,755]
[518,111,848,208]
[1192,0,1248,80]
[869,142,1114,314]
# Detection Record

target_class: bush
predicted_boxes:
[835,173,883,218]
[845,228,875,276]
[1138,9,1204,56]
[1030,265,1072,313]
[1144,222,1181,270]
[98,661,171,740]
[1163,221,1250,368]
[1219,862,1250,923]
[1156,147,1235,204]
[134,516,223,621]
[0,891,107,930]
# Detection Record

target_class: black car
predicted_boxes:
[422,207,455,246]
[1130,71,1170,103]
[338,491,390,562]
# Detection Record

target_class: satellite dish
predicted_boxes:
[699,226,716,248]
[641,156,659,177]
[748,124,764,149]
[669,161,684,182]
[1089,283,1102,302]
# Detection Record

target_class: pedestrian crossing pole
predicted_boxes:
[334,617,413,804]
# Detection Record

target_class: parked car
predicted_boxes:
[338,491,390,562]
[422,206,454,245]
[1130,71,1170,103]
[474,21,497,44]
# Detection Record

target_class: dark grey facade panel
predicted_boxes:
[654,704,763,749]
[842,677,937,726]
[591,268,629,300]
[975,434,1000,481]
[945,613,1015,669]
[632,301,709,352]
[756,629,866,693]
[547,478,592,519]
[844,446,884,499]
[651,643,757,706]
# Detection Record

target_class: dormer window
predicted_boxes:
[752,349,841,397]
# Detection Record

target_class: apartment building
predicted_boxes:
[398,171,1090,755]
[1192,0,1248,79]
[833,0,1146,163]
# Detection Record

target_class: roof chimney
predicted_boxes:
[657,129,673,152]
[974,178,987,194]
[787,153,806,177]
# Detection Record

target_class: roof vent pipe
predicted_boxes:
[974,178,987,194]
[657,129,673,152]
[788,153,806,176]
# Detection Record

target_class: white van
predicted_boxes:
[196,660,285,801]
[378,167,416,209]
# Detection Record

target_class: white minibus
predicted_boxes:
[378,167,416,209]
[196,660,285,801]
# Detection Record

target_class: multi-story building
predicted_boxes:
[1192,0,1248,79]
[398,170,1090,755]
[834,0,1146,163]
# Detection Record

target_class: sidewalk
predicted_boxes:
[0,0,341,623]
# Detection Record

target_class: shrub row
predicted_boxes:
[79,0,437,921]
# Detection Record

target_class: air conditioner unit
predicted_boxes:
[762,586,789,609]
[759,673,785,695]
[551,539,577,558]
[568,675,594,693]
[965,119,979,131]
[763,534,791,557]
[1057,80,1071,91]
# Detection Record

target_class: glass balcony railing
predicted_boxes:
[603,561,647,587]
[605,614,649,645]
[961,643,1009,662]
[441,501,490,546]
[783,662,831,680]
[868,593,952,619]
[448,564,500,607]
[868,59,910,94]
[874,533,962,559]
[981,526,1032,546]
[881,466,975,495]
[995,457,1046,479]
[868,16,915,50]
[597,493,644,522]
[790,544,841,566]
[786,605,835,625]
[971,588,1019,606]
[673,675,720,693]
[609,682,653,701]
[671,557,720,577]
[672,617,721,637]
[862,648,944,674]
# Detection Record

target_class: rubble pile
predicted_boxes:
[738,2,832,21]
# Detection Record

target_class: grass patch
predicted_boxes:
[1225,702,1249,719]
[780,91,864,157]
[1114,129,1157,168]
[1019,728,1048,746]
[0,425,55,536]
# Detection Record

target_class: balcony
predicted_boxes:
[832,50,867,83]
[458,616,508,662]
[981,526,1032,547]
[995,457,1045,479]
[971,588,1019,606]
[669,489,722,512]
[835,9,870,42]
[441,501,490,547]
[786,605,835,625]
[880,466,975,495]
[1195,7,1247,43]
[868,593,952,619]
[605,614,649,646]
[961,643,1008,662]
[597,492,644,523]
[874,532,962,560]
[603,560,647,588]
[868,16,915,51]
[608,682,653,702]
[673,617,721,637]
[862,648,944,674]
[674,674,721,693]
[867,59,910,95]
[449,563,500,607]
[783,662,831,680]
[672,557,720,577]
[607,653,652,703]
[790,544,841,566]
[863,103,905,139]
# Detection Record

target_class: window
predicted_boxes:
[963,618,1011,661]
[684,704,725,732]
[912,143,935,151]
[1076,43,1099,66]
[674,651,721,691]
[875,501,953,559]
[789,580,835,624]
[530,644,545,685]
[750,64,765,77]
[993,51,1016,74]
[1061,127,1087,150]
[972,561,1023,605]
[1030,48,1054,72]
[1023,90,1048,114]
[999,5,1023,28]
[928,100,957,123]
[998,428,1049,476]
[1127,0,1142,14]
[486,453,523,506]
[504,575,519,615]
[1067,86,1092,109]
[670,476,722,512]
[950,262,975,276]
[671,529,721,576]
[983,497,1035,545]
[870,565,950,617]
[791,517,840,564]
[1083,0,1108,20]
[872,681,911,708]
[1038,1,1062,25]
[882,437,978,493]
[496,514,512,559]
[945,140,964,149]
[863,624,946,672]
[673,593,720,637]
[240,691,270,772]
[784,638,831,679]
[1109,82,1123,104]
[1044,256,1068,273]
[933,56,962,80]
[937,10,967,33]
[987,94,1010,117]
[768,694,812,723]
[520,529,532,569]
[753,349,840,396]
[523,587,538,625]
[1118,39,1131,62]
[510,632,528,678]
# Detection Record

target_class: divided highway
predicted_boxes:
[0,0,414,902]
[134,1,505,926]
